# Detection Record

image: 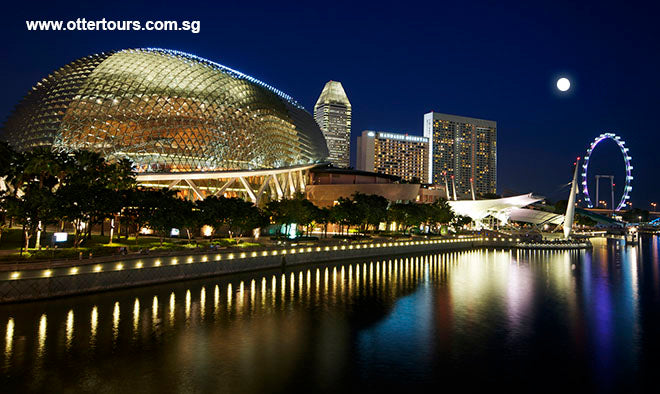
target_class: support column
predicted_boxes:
[167,179,181,189]
[184,179,204,201]
[297,170,305,192]
[287,170,296,197]
[272,174,284,200]
[213,178,236,197]
[255,175,273,204]
[238,176,257,203]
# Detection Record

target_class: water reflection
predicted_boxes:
[113,302,120,342]
[0,238,656,392]
[199,287,205,321]
[5,318,13,361]
[132,298,139,337]
[37,314,46,358]
[90,306,98,346]
[66,310,74,350]
[152,296,159,329]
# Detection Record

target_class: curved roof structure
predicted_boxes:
[509,208,564,225]
[448,193,545,224]
[2,48,328,173]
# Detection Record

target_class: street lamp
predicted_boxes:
[652,202,657,212]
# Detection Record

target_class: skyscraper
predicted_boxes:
[314,81,352,168]
[423,112,496,196]
[356,130,429,182]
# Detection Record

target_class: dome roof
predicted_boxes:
[2,48,328,172]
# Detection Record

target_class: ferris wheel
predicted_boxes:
[581,133,632,211]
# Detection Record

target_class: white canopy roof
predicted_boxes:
[448,193,546,224]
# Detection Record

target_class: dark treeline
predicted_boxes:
[0,143,462,252]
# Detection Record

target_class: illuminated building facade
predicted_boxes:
[356,130,428,182]
[423,112,496,195]
[2,48,328,173]
[313,81,351,168]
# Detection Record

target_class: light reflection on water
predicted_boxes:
[1,237,659,392]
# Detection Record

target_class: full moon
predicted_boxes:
[557,77,571,92]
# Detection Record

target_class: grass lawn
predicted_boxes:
[0,228,263,262]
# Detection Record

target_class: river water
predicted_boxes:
[2,236,659,393]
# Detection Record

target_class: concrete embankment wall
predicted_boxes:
[0,238,485,303]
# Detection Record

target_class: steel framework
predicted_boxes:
[136,164,315,205]
[3,48,328,173]
[581,133,632,211]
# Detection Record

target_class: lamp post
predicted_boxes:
[651,202,657,212]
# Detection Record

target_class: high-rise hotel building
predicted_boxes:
[423,112,496,196]
[356,130,429,182]
[314,81,352,168]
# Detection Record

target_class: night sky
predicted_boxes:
[2,1,658,208]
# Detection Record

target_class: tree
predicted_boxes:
[330,197,359,235]
[265,195,319,237]
[0,141,19,245]
[56,151,135,247]
[104,158,136,243]
[223,198,268,240]
[198,196,266,242]
[387,203,424,234]
[352,192,388,234]
[425,199,455,232]
[146,189,190,245]
[4,148,64,252]
[180,202,202,243]
[315,207,332,238]
[197,196,229,241]
[121,189,164,243]
[453,215,472,228]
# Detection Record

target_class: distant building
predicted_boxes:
[305,166,422,207]
[314,81,352,167]
[356,130,429,182]
[423,112,496,196]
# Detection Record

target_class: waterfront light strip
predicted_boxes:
[2,236,488,281]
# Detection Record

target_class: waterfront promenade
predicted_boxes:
[0,236,591,303]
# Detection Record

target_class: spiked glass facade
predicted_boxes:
[2,48,328,172]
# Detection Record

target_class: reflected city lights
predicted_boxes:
[169,292,176,325]
[185,290,191,320]
[113,302,120,341]
[152,296,159,327]
[200,287,206,320]
[66,310,74,350]
[37,314,47,358]
[5,318,14,360]
[90,306,98,345]
[214,285,220,317]
[0,243,649,392]
[238,281,244,313]
[133,298,140,335]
